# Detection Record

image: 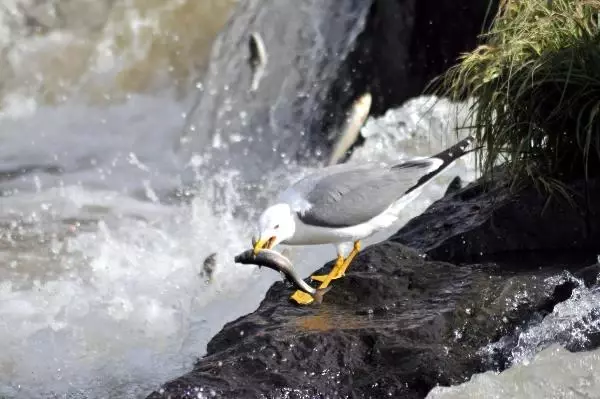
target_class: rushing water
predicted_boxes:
[428,273,600,399]
[1,1,599,399]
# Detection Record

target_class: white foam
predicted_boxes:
[352,95,477,169]
[428,344,600,399]
[0,182,260,398]
[507,274,600,365]
[428,273,600,399]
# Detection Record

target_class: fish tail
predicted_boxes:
[312,286,333,304]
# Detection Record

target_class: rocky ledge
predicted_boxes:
[147,176,600,399]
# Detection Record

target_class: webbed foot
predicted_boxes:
[290,290,315,305]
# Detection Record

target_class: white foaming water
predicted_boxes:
[0,192,253,398]
[0,91,478,398]
[507,273,600,365]
[354,95,477,166]
[0,95,267,398]
[428,272,600,399]
[428,344,600,399]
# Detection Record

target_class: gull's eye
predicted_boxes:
[274,224,280,229]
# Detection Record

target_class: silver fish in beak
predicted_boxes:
[234,248,331,304]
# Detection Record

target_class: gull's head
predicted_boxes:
[252,203,295,255]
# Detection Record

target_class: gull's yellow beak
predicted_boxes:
[252,236,276,255]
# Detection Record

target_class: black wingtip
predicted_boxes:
[431,136,475,167]
[402,136,475,196]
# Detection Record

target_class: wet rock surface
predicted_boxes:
[148,226,600,398]
[393,176,600,263]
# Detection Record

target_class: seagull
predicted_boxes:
[252,136,475,305]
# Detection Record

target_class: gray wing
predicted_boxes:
[283,162,378,197]
[297,160,435,228]
[291,136,475,228]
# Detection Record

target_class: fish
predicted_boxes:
[201,252,217,283]
[234,249,332,304]
[248,32,268,92]
[327,92,372,166]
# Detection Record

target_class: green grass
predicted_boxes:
[434,0,600,195]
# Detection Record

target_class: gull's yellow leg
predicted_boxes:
[290,255,344,306]
[290,242,361,306]
[335,240,361,278]
[311,241,361,283]
[310,255,344,282]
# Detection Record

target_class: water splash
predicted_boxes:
[0,173,260,398]
[428,271,600,399]
[350,95,477,168]
[428,344,600,399]
[507,274,600,365]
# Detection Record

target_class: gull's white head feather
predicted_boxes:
[254,203,296,249]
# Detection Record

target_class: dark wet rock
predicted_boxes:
[393,175,600,263]
[147,239,600,399]
[574,262,600,288]
[362,0,499,114]
[443,176,463,197]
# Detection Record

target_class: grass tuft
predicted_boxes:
[433,0,600,195]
